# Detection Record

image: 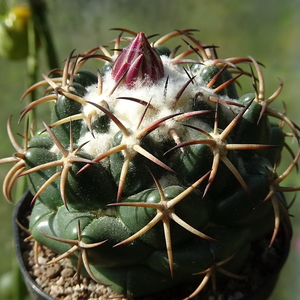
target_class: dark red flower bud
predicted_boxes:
[111,32,164,88]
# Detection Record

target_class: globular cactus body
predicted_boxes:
[1,30,299,299]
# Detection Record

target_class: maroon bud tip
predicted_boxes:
[112,32,164,88]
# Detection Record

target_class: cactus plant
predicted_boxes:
[1,29,300,299]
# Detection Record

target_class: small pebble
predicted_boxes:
[45,264,61,278]
[38,257,47,265]
[61,267,75,278]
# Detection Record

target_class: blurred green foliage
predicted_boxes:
[0,0,299,299]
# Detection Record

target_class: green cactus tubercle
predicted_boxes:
[1,30,299,298]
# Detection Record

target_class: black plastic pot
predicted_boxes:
[13,191,292,300]
[13,191,55,300]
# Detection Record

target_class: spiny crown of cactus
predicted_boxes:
[1,29,300,299]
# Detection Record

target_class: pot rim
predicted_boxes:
[13,190,56,300]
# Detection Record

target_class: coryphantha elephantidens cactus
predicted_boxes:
[1,29,300,299]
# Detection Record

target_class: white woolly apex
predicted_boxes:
[78,56,222,159]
